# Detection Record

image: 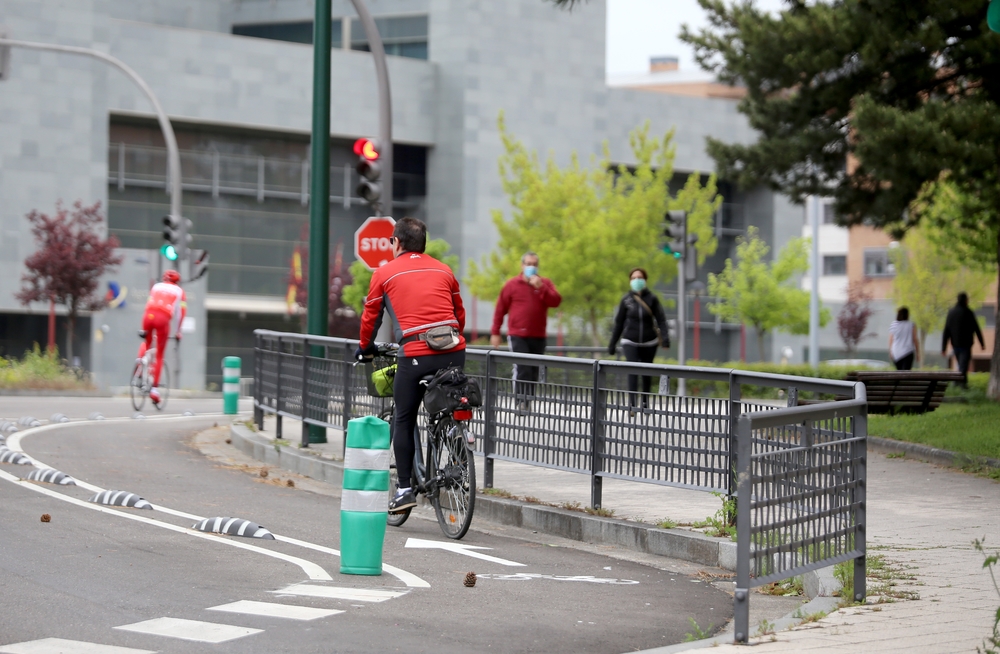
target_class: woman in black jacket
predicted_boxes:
[608,268,670,410]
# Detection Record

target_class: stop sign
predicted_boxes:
[354,216,396,270]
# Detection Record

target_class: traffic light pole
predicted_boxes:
[677,253,687,398]
[0,37,183,266]
[349,0,393,216]
[306,0,333,444]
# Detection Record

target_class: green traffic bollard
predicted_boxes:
[340,415,390,575]
[222,356,241,415]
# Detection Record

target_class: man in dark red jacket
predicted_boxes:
[490,251,561,412]
[357,217,466,511]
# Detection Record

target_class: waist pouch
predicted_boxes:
[402,325,460,351]
[422,366,483,415]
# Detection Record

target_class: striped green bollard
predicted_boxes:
[340,415,390,575]
[222,356,241,415]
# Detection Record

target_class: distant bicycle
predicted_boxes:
[363,342,478,540]
[130,330,173,412]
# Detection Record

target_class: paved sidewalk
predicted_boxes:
[250,414,1000,653]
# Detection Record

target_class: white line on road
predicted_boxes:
[5,416,431,588]
[405,537,527,567]
[0,468,332,581]
[115,617,261,643]
[0,638,155,654]
[274,583,408,602]
[207,600,344,620]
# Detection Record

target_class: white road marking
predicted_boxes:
[4,417,431,589]
[115,617,261,643]
[0,468,332,581]
[476,573,639,584]
[274,583,407,602]
[405,537,527,567]
[0,638,155,654]
[207,600,343,620]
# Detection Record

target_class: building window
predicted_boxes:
[233,20,343,48]
[822,202,837,225]
[823,255,847,276]
[863,248,895,277]
[351,15,428,60]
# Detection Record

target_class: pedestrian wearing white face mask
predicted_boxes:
[608,268,669,411]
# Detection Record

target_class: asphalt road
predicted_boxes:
[0,398,732,653]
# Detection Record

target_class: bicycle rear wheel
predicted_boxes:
[129,363,146,412]
[430,418,475,540]
[383,409,411,527]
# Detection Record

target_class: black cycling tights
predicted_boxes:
[393,349,466,489]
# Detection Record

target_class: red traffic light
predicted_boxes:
[353,138,379,161]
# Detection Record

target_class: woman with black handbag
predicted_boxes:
[608,268,670,413]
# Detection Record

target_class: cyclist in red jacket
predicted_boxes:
[357,217,466,511]
[142,269,186,405]
[490,251,561,412]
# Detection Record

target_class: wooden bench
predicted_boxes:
[846,371,964,415]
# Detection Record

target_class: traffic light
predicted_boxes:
[662,210,686,259]
[189,249,210,282]
[162,214,192,262]
[990,0,1000,33]
[354,137,381,211]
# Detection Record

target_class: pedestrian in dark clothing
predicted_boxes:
[490,251,562,412]
[608,268,669,411]
[941,292,985,387]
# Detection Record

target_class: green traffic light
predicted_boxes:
[161,244,178,261]
[990,0,1000,33]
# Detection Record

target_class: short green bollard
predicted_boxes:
[222,356,240,415]
[340,415,390,575]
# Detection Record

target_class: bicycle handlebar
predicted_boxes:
[354,342,399,364]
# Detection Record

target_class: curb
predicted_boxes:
[228,423,737,571]
[868,436,1000,471]
[0,389,106,397]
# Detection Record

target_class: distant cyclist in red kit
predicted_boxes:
[141,270,186,405]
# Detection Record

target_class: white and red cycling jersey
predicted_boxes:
[145,281,187,337]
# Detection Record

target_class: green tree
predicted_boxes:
[341,238,459,315]
[890,225,993,367]
[707,226,829,362]
[468,115,721,344]
[680,0,1000,396]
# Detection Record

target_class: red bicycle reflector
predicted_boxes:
[453,409,473,421]
[353,137,379,161]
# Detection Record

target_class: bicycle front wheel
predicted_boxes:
[430,419,476,540]
[129,363,145,412]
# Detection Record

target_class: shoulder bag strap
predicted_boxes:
[632,294,661,340]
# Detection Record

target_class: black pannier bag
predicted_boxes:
[422,367,483,415]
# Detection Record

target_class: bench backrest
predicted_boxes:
[846,371,964,415]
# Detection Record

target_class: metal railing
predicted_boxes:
[107,142,425,209]
[252,329,866,642]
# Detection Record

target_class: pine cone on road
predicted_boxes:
[464,571,477,587]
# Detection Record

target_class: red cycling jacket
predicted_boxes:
[359,251,466,357]
[491,275,561,339]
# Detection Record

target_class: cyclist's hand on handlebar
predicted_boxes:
[173,334,182,342]
[354,344,377,361]
[138,330,147,339]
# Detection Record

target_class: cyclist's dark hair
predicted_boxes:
[394,216,426,253]
[897,307,909,321]
[957,292,969,307]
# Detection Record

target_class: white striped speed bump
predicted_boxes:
[0,446,31,465]
[49,413,69,423]
[25,468,77,485]
[340,415,391,575]
[0,420,17,433]
[192,517,274,540]
[88,412,105,420]
[89,490,153,509]
[18,416,41,428]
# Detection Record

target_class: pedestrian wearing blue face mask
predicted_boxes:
[608,268,669,412]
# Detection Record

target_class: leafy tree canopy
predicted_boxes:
[707,226,830,361]
[468,114,721,343]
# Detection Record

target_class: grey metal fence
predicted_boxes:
[252,329,866,642]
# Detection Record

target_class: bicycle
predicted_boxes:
[363,343,478,540]
[130,331,173,412]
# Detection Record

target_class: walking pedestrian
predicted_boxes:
[608,268,669,412]
[490,252,562,413]
[941,292,985,387]
[888,307,918,370]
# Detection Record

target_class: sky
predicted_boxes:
[606,0,786,77]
